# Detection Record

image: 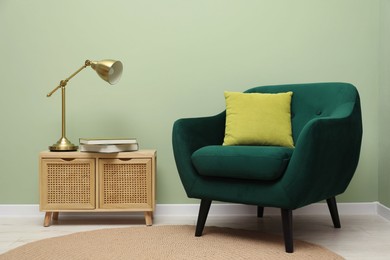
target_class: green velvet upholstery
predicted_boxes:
[172,82,362,252]
[192,146,293,181]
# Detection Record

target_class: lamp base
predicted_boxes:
[49,137,78,151]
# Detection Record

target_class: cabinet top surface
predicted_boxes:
[40,149,156,158]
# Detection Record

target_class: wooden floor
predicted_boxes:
[0,213,390,259]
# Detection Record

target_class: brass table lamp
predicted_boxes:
[47,59,123,151]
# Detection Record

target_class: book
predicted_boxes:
[79,143,139,153]
[79,138,137,145]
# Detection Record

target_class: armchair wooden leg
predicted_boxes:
[195,199,212,237]
[326,197,341,228]
[257,206,264,218]
[281,209,294,253]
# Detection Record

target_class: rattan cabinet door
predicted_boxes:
[40,158,96,210]
[98,158,153,210]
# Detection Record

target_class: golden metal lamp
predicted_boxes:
[47,59,123,151]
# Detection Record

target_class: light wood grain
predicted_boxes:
[39,150,156,227]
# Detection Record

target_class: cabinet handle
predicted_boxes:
[118,158,132,161]
[61,158,76,162]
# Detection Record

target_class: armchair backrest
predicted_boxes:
[245,82,361,143]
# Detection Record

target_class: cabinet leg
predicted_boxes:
[52,212,59,221]
[145,211,153,226]
[44,212,52,227]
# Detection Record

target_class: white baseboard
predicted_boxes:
[377,202,390,221]
[156,202,381,217]
[1,202,389,221]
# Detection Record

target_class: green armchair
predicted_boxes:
[172,82,362,253]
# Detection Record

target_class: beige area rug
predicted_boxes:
[0,225,343,259]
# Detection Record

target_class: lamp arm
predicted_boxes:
[46,60,92,97]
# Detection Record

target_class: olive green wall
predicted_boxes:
[379,0,390,207]
[0,0,386,205]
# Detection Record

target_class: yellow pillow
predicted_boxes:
[223,91,294,148]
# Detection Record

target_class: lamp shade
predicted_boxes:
[90,59,123,85]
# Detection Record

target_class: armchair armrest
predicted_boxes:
[281,105,362,208]
[172,112,225,196]
[173,112,226,152]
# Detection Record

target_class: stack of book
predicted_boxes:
[79,138,139,153]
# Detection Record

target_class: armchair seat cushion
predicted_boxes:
[191,145,294,181]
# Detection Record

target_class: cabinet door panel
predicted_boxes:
[98,158,152,210]
[40,158,95,210]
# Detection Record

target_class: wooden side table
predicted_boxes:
[39,150,156,227]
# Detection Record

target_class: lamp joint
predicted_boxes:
[60,80,68,87]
